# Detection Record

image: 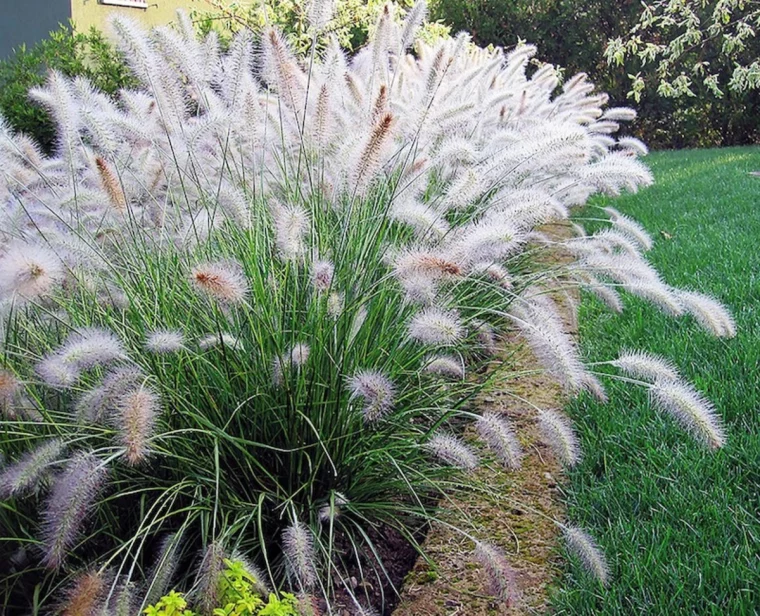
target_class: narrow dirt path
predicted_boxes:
[394,230,579,615]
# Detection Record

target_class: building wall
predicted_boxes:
[0,0,72,59]
[70,0,200,34]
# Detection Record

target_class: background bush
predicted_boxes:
[430,0,760,149]
[0,24,135,153]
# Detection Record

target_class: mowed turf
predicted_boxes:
[552,146,760,615]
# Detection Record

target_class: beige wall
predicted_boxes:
[70,0,199,33]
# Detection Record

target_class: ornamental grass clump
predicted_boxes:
[0,1,736,612]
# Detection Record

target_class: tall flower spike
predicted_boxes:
[283,521,318,590]
[476,412,522,470]
[194,541,226,614]
[95,156,128,213]
[611,350,679,382]
[37,328,126,390]
[190,260,249,305]
[648,377,726,449]
[272,202,310,262]
[347,370,395,422]
[563,526,609,585]
[41,451,107,569]
[0,439,65,499]
[424,432,478,470]
[536,409,582,467]
[0,368,21,418]
[473,541,519,606]
[676,290,736,338]
[116,386,159,465]
[59,570,108,616]
[0,242,65,303]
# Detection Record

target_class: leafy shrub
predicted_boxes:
[144,559,298,616]
[194,0,449,53]
[0,24,136,153]
[0,3,734,613]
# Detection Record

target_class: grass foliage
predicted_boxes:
[555,146,760,614]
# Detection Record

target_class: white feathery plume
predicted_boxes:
[581,373,609,403]
[601,107,637,122]
[389,198,449,239]
[563,525,609,585]
[37,328,126,390]
[648,377,726,449]
[473,541,519,605]
[283,521,318,590]
[198,333,244,351]
[272,202,310,262]
[116,386,159,465]
[610,213,653,251]
[536,409,582,466]
[422,354,465,379]
[424,432,478,470]
[347,370,396,422]
[408,307,464,346]
[190,260,249,305]
[273,343,311,385]
[311,259,334,293]
[475,412,522,470]
[0,439,65,498]
[676,290,736,338]
[0,243,65,303]
[41,451,107,569]
[307,0,336,31]
[145,329,186,353]
[617,136,649,156]
[611,350,680,382]
[399,1,428,51]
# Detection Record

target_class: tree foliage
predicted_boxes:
[606,0,760,101]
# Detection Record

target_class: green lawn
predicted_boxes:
[552,146,760,615]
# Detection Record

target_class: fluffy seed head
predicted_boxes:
[145,329,185,353]
[0,439,65,499]
[0,243,65,303]
[347,370,395,422]
[476,412,522,470]
[116,387,159,465]
[676,290,736,338]
[198,333,244,351]
[408,308,464,346]
[311,259,334,292]
[536,409,581,466]
[0,369,21,417]
[611,350,679,382]
[648,378,726,449]
[473,541,519,605]
[424,432,478,470]
[195,541,227,614]
[37,328,126,390]
[422,354,465,379]
[41,451,107,569]
[60,569,108,616]
[283,521,318,590]
[273,202,310,261]
[563,526,609,585]
[190,260,249,304]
